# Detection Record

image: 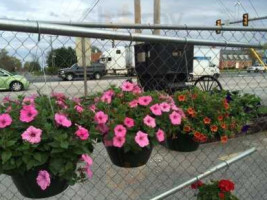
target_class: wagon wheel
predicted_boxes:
[194,75,222,91]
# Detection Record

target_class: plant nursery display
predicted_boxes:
[93,81,186,167]
[173,88,260,144]
[191,179,239,200]
[0,93,95,198]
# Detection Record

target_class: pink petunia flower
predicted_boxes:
[113,135,126,148]
[84,165,93,179]
[160,102,171,112]
[103,134,113,147]
[101,94,112,104]
[104,89,115,97]
[0,113,12,128]
[135,131,149,147]
[56,100,68,109]
[3,96,11,103]
[36,170,51,190]
[75,126,89,140]
[129,100,138,108]
[74,105,84,113]
[21,126,42,144]
[5,106,12,113]
[138,96,153,106]
[72,97,81,104]
[81,154,93,166]
[121,81,134,92]
[114,124,127,137]
[22,97,35,105]
[132,84,142,94]
[143,115,156,128]
[96,123,109,134]
[89,104,96,112]
[94,111,108,124]
[124,117,135,128]
[51,92,66,101]
[20,105,38,123]
[54,113,72,127]
[150,104,162,116]
[156,129,165,142]
[169,111,182,125]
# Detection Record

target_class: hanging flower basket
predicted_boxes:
[105,144,153,168]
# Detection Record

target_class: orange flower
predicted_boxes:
[191,112,197,118]
[218,115,223,121]
[224,102,230,110]
[178,95,186,102]
[210,125,218,132]
[187,107,195,115]
[183,125,191,132]
[221,123,227,129]
[221,136,228,144]
[203,117,211,124]
[194,131,201,138]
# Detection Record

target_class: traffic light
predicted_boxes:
[243,13,249,26]
[216,19,222,34]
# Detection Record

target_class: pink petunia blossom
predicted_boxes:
[124,117,135,128]
[22,97,35,105]
[132,84,142,94]
[94,97,100,103]
[143,115,156,128]
[5,106,12,113]
[54,113,72,127]
[3,96,11,103]
[138,96,153,106]
[150,104,162,116]
[121,81,134,92]
[21,126,42,144]
[96,123,109,134]
[0,113,12,128]
[75,105,84,113]
[169,111,182,125]
[160,102,171,112]
[72,97,81,104]
[75,126,89,140]
[56,100,68,109]
[156,129,165,142]
[101,94,112,104]
[81,154,93,166]
[104,89,115,97]
[135,131,149,147]
[94,111,108,124]
[84,165,93,179]
[51,92,66,101]
[114,124,127,137]
[89,104,96,112]
[113,135,126,148]
[129,100,138,108]
[19,105,38,123]
[103,134,113,147]
[36,170,51,190]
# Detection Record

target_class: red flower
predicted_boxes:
[219,192,225,199]
[221,123,227,129]
[218,180,235,192]
[203,117,211,124]
[191,180,204,189]
[191,94,197,100]
[218,115,223,121]
[187,107,195,115]
[178,95,186,102]
[183,125,191,133]
[210,125,218,132]
[221,136,228,144]
[194,131,201,138]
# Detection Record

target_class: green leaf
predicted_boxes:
[6,141,16,147]
[60,141,69,149]
[2,151,12,164]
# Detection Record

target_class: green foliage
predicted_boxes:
[46,47,77,69]
[0,94,95,184]
[24,61,41,72]
[0,49,22,72]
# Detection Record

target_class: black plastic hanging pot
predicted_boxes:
[11,167,68,199]
[105,145,153,168]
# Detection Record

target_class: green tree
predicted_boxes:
[46,47,77,69]
[24,61,41,72]
[0,49,22,72]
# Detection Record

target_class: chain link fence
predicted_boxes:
[0,20,267,199]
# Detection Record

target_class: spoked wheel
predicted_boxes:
[194,75,222,91]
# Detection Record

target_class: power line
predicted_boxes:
[216,0,235,20]
[248,0,265,26]
[80,0,101,22]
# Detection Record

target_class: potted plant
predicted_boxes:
[93,81,184,167]
[0,93,95,198]
[191,179,239,200]
[173,88,253,144]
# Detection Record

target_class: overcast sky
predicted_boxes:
[0,0,266,26]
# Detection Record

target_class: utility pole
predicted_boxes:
[153,0,160,35]
[134,0,141,34]
[81,38,88,97]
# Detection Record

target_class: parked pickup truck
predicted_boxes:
[247,65,266,73]
[58,63,106,81]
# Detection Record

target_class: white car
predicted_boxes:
[247,65,266,73]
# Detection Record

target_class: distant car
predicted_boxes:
[0,68,30,91]
[247,65,266,73]
[58,63,107,81]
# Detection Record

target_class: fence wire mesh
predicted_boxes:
[0,25,267,200]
